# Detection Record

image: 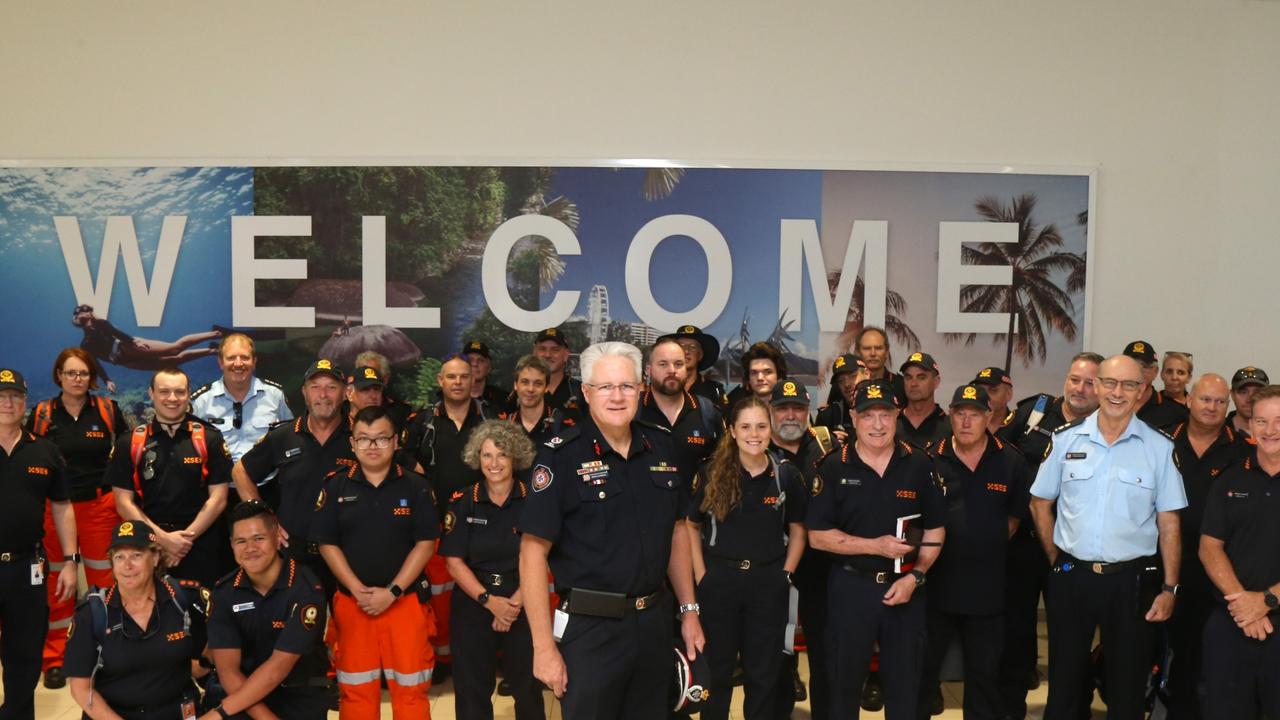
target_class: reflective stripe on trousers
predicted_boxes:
[332,590,434,720]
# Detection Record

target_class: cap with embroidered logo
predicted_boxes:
[855,379,900,412]
[534,328,569,347]
[351,365,386,389]
[1123,341,1157,365]
[303,358,346,384]
[971,366,1011,387]
[0,368,27,394]
[899,351,939,375]
[1232,366,1270,390]
[770,379,811,407]
[950,383,991,410]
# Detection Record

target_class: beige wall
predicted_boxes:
[2,0,1278,381]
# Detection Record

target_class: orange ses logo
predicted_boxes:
[27,466,49,475]
[895,490,917,499]
[166,631,186,642]
[987,483,1008,493]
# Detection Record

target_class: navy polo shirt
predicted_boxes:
[403,401,485,514]
[688,459,806,565]
[927,434,1032,615]
[0,431,70,551]
[897,404,949,451]
[1170,422,1249,594]
[25,394,127,496]
[439,480,528,596]
[806,441,946,574]
[208,557,328,688]
[517,418,686,596]
[105,417,232,526]
[637,389,722,489]
[1201,450,1280,597]
[310,463,439,589]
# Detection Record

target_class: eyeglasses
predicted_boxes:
[232,401,243,430]
[0,394,24,405]
[353,435,394,449]
[59,370,91,379]
[1097,377,1142,392]
[585,383,641,397]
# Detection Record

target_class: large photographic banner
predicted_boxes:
[0,165,1090,418]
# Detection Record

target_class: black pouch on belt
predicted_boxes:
[566,588,627,619]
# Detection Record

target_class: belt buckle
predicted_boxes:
[875,571,887,584]
[634,594,650,610]
[0,553,10,562]
[738,559,751,570]
[1092,562,1104,574]
[489,574,504,587]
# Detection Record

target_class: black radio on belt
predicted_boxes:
[563,589,629,618]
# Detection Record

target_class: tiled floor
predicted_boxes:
[24,612,1107,718]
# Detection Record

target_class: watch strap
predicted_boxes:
[387,583,403,598]
[477,591,491,604]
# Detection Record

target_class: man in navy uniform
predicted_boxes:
[518,341,704,720]
[1030,354,1186,720]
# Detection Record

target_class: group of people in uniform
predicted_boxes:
[0,322,1277,720]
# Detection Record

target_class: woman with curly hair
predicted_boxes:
[687,397,807,720]
[439,419,545,720]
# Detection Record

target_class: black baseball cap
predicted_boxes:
[899,351,939,375]
[463,340,491,359]
[854,379,900,412]
[950,383,991,410]
[830,353,864,379]
[534,328,568,347]
[303,358,346,384]
[770,379,811,407]
[972,366,1011,387]
[0,368,27,394]
[109,520,156,550]
[351,365,386,389]
[1232,366,1270,390]
[1123,341,1157,365]
[661,325,721,372]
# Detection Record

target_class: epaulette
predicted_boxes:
[267,417,292,431]
[635,419,671,433]
[189,382,214,401]
[259,377,284,390]
[322,468,342,481]
[1002,410,1016,426]
[1155,426,1175,441]
[214,567,240,588]
[544,427,581,449]
[1051,417,1086,434]
[175,578,202,589]
[897,440,915,455]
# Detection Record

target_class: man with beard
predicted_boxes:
[727,341,787,406]
[1226,366,1268,437]
[1163,374,1249,718]
[1126,341,1189,433]
[533,327,583,414]
[972,366,1014,436]
[637,337,722,485]
[232,358,355,595]
[1031,354,1185,720]
[670,325,729,411]
[996,351,1103,719]
[107,367,234,585]
[507,354,574,445]
[769,380,837,720]
[815,353,868,437]
[856,327,907,407]
[897,352,948,451]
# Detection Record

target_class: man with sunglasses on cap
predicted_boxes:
[191,333,292,464]
[972,366,1014,436]
[204,501,330,720]
[897,352,948,451]
[815,353,869,437]
[807,378,946,719]
[1030,354,1186,720]
[1227,366,1269,438]
[106,367,234,586]
[231,359,355,597]
[1125,341,1188,433]
[670,325,729,411]
[0,367,79,720]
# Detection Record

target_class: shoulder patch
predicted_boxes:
[314,488,326,510]
[1003,410,1016,426]
[300,603,319,630]
[443,511,456,534]
[811,474,823,497]
[532,464,554,492]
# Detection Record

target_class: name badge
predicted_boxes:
[232,602,256,613]
[1228,491,1250,500]
[840,478,862,486]
[284,448,302,458]
[338,495,359,503]
[466,517,488,525]
[1065,452,1088,460]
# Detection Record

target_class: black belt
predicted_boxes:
[0,550,36,563]
[69,484,113,503]
[479,571,518,588]
[711,556,783,571]
[1055,555,1152,575]
[560,587,665,618]
[839,563,905,584]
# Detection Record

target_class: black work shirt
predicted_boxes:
[239,415,356,561]
[517,418,686,596]
[688,460,806,565]
[689,374,729,413]
[998,394,1070,478]
[814,400,853,435]
[770,429,839,496]
[64,577,208,710]
[927,434,1031,615]
[207,558,328,688]
[806,441,946,574]
[105,418,232,526]
[404,401,485,514]
[637,389,722,489]
[25,395,127,496]
[1201,450,1280,598]
[897,404,949,450]
[439,481,528,596]
[0,432,70,551]
[507,403,576,447]
[1171,422,1249,594]
[547,377,583,415]
[1138,390,1189,433]
[310,463,439,588]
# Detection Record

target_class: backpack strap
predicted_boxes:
[188,422,209,484]
[95,396,117,438]
[32,400,54,436]
[129,425,152,498]
[810,426,834,456]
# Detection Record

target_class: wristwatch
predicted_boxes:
[909,569,927,587]
[214,704,231,720]
[678,602,701,616]
[387,583,403,598]
[477,591,491,604]
[67,553,82,564]
[1264,591,1279,610]
[1161,583,1180,596]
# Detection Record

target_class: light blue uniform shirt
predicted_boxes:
[1030,411,1186,563]
[191,376,293,462]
